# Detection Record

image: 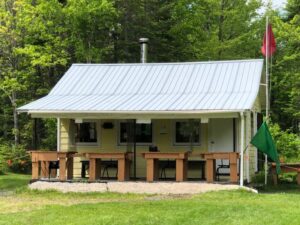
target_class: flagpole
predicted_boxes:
[265,16,269,185]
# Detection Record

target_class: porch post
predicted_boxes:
[57,118,61,178]
[240,112,245,186]
[245,111,250,183]
[253,111,258,172]
[133,120,136,180]
[57,118,61,152]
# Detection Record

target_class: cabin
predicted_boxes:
[18,59,265,184]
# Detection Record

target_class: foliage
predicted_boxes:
[268,121,300,162]
[169,0,263,61]
[65,0,118,63]
[271,2,300,132]
[39,118,57,150]
[0,144,31,173]
[0,0,298,157]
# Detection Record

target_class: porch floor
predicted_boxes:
[29,180,245,195]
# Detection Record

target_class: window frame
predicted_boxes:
[74,120,100,146]
[117,121,154,146]
[173,120,201,146]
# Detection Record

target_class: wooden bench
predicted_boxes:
[271,163,300,185]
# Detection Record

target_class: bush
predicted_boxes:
[0,144,31,174]
[268,122,300,162]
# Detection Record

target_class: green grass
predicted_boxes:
[0,173,30,191]
[1,173,300,225]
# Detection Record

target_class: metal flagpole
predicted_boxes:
[265,16,269,185]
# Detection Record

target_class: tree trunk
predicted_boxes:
[12,92,19,145]
[218,0,225,59]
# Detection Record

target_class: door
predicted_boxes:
[208,118,234,174]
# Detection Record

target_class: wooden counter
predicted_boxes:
[29,151,77,181]
[203,152,239,183]
[85,152,131,182]
[142,152,189,182]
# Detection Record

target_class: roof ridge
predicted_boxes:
[72,59,263,66]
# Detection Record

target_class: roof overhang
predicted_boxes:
[24,110,244,119]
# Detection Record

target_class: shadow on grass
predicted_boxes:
[255,183,300,194]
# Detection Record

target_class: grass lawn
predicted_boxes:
[0,172,30,190]
[0,173,300,225]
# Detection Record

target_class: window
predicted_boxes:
[75,122,97,143]
[174,120,200,145]
[119,122,152,144]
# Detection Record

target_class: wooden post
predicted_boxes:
[272,166,278,185]
[206,158,215,183]
[50,166,57,178]
[229,153,238,183]
[176,159,187,182]
[118,158,127,181]
[67,156,74,180]
[59,157,66,181]
[41,161,48,178]
[32,162,39,180]
[146,158,158,182]
[89,158,96,182]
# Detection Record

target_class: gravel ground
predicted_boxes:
[29,181,256,194]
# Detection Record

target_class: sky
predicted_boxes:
[260,0,287,14]
[264,0,287,9]
[272,0,287,9]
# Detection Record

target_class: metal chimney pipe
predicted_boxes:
[139,38,149,63]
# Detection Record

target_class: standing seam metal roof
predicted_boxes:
[18,59,264,113]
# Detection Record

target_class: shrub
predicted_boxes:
[268,122,300,162]
[0,144,31,174]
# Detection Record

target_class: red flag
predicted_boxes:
[261,24,276,57]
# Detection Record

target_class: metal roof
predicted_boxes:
[18,59,264,114]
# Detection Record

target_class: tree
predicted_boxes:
[0,0,29,145]
[169,0,263,61]
[113,0,176,63]
[270,1,300,132]
[64,0,118,63]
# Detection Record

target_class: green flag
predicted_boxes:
[251,122,281,174]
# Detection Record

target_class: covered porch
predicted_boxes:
[28,112,247,184]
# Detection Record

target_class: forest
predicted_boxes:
[0,0,299,171]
